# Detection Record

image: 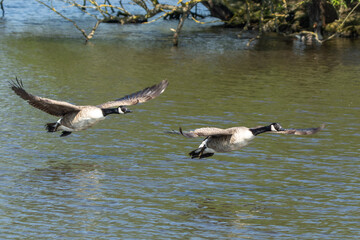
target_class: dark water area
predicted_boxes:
[0,1,359,239]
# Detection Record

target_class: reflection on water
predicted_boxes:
[0,0,360,239]
[32,161,104,200]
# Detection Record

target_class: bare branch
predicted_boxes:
[33,0,203,43]
[104,0,115,13]
[35,0,101,42]
[86,20,102,41]
[88,0,110,18]
[69,1,101,20]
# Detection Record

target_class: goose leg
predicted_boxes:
[198,145,207,158]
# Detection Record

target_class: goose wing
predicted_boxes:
[178,127,236,138]
[10,78,81,117]
[97,80,169,109]
[273,124,325,135]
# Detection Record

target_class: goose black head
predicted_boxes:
[118,106,132,114]
[270,123,284,131]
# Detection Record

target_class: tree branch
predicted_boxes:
[34,0,202,43]
[35,0,101,42]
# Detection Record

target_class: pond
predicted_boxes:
[0,1,359,239]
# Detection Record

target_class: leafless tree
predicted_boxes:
[35,0,205,45]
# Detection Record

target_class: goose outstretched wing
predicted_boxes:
[97,80,169,109]
[10,78,81,117]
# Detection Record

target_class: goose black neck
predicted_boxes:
[250,125,272,136]
[101,108,118,116]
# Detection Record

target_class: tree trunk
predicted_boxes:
[201,0,233,21]
[173,9,189,47]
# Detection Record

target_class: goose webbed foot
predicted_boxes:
[60,131,72,137]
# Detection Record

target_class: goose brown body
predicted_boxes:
[57,106,105,132]
[182,127,255,153]
[208,127,255,152]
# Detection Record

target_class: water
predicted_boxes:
[1,1,360,239]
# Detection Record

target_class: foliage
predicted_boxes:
[221,0,360,40]
[329,0,354,7]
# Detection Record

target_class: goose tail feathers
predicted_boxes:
[45,122,58,132]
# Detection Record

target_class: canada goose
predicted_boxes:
[169,123,324,158]
[10,78,169,137]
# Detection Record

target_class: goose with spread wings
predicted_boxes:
[10,78,169,137]
[169,123,324,158]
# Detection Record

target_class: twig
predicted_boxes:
[119,0,132,16]
[104,0,115,13]
[88,0,109,18]
[70,2,126,15]
[69,2,101,20]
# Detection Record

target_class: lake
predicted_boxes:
[0,1,359,239]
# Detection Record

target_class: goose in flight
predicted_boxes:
[169,123,324,158]
[10,78,169,137]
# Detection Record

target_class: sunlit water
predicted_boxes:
[0,1,359,239]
